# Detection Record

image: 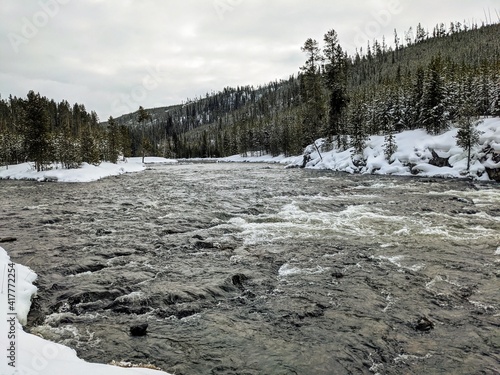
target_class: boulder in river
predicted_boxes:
[130,323,148,337]
[0,237,17,243]
[415,316,434,332]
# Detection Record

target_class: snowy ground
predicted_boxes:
[224,118,500,181]
[0,157,176,183]
[0,246,172,375]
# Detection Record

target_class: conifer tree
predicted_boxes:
[300,38,326,145]
[107,116,120,163]
[423,55,447,134]
[323,29,349,145]
[23,91,50,172]
[80,125,100,165]
[349,99,367,156]
[383,133,398,160]
[137,106,151,163]
[456,105,481,173]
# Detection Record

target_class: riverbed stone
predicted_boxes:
[130,323,148,336]
[0,237,17,243]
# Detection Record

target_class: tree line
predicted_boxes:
[0,92,131,170]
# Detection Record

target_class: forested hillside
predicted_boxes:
[1,21,499,167]
[114,21,500,159]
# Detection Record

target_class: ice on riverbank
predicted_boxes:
[0,246,172,375]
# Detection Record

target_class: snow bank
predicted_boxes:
[291,118,500,181]
[0,160,146,183]
[0,246,172,375]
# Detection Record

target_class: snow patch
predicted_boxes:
[0,246,172,375]
[286,117,500,180]
[0,160,146,183]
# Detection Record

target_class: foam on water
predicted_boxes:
[375,255,425,272]
[278,263,329,278]
[114,291,146,303]
[232,201,411,246]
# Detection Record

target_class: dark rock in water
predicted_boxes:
[429,149,451,168]
[485,167,500,182]
[96,228,113,236]
[130,323,148,336]
[332,271,345,279]
[40,218,62,225]
[415,316,434,332]
[0,237,17,243]
[231,274,248,288]
[450,196,474,205]
[175,309,199,319]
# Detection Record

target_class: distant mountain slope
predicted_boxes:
[115,22,500,159]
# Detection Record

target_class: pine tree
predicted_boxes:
[456,105,481,173]
[423,55,447,134]
[349,99,367,157]
[107,116,120,163]
[383,133,398,161]
[23,91,50,172]
[80,125,100,165]
[137,106,151,163]
[300,38,326,145]
[323,29,349,145]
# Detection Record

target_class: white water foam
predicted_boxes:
[278,263,329,278]
[375,255,425,272]
[231,202,410,246]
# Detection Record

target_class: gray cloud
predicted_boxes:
[1,0,498,119]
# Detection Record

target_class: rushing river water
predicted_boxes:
[1,163,499,375]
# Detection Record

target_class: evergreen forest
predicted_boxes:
[1,21,499,168]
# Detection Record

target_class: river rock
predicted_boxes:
[130,323,148,336]
[415,316,434,332]
[0,237,17,243]
[485,167,500,182]
[429,149,451,168]
[96,228,113,236]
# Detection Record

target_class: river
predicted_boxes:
[1,163,499,374]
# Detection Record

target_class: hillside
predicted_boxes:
[115,22,500,160]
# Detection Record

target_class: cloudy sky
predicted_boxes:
[1,0,498,120]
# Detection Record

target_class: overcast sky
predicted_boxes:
[1,0,498,120]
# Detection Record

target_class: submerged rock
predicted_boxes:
[130,323,148,337]
[415,316,434,332]
[0,237,17,243]
[485,167,500,182]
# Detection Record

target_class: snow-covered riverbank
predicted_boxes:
[0,246,172,375]
[224,117,500,181]
[0,158,177,183]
